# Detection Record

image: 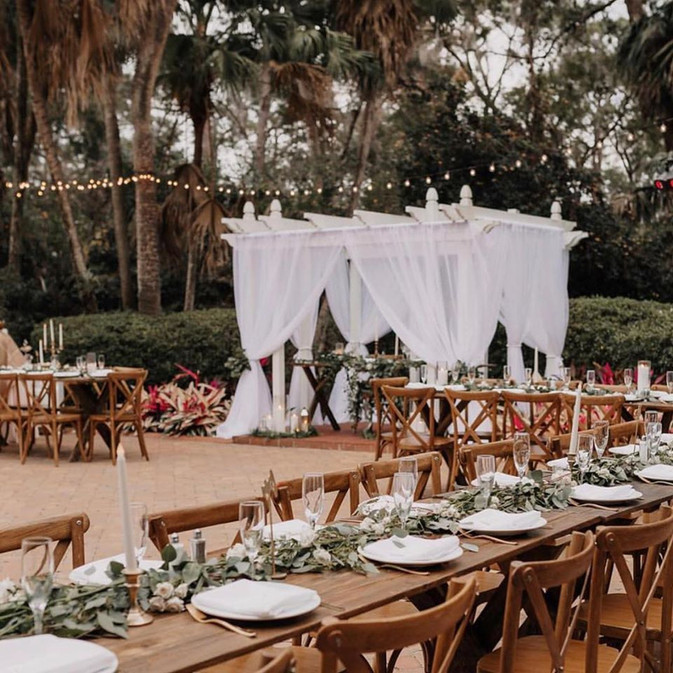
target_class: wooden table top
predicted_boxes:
[100,482,673,673]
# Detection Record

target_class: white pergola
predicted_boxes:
[217,185,588,438]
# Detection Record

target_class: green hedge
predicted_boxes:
[31,309,244,386]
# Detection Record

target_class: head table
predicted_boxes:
[96,482,673,673]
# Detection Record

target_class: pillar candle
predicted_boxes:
[568,387,582,456]
[49,319,55,349]
[394,335,399,357]
[637,360,650,395]
[116,446,138,571]
[58,323,63,350]
[38,339,44,365]
[43,323,47,346]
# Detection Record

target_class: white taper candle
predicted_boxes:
[116,446,138,571]
[568,386,582,456]
[49,319,55,349]
[58,323,63,350]
[38,339,44,365]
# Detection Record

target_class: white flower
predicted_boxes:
[372,522,386,536]
[155,582,174,599]
[490,496,500,508]
[226,543,247,560]
[149,596,167,612]
[0,578,16,605]
[359,517,375,532]
[297,529,316,547]
[165,597,185,613]
[174,583,189,599]
[312,548,331,564]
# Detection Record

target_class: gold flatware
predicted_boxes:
[568,498,616,511]
[186,603,257,638]
[459,531,518,546]
[378,564,431,576]
[636,476,673,486]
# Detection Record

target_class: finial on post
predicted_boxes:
[242,200,256,221]
[425,187,439,219]
[460,184,473,206]
[269,198,282,219]
[551,200,562,221]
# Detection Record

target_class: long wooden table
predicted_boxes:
[99,482,673,672]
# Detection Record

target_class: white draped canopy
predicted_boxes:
[217,207,578,439]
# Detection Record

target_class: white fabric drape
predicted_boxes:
[217,233,341,438]
[344,222,505,367]
[325,253,390,423]
[288,302,322,422]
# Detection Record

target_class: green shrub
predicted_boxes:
[31,309,244,386]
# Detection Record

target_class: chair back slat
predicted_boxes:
[108,370,147,422]
[360,452,443,499]
[256,650,295,673]
[382,386,437,455]
[459,440,515,483]
[371,377,409,460]
[561,393,624,430]
[20,373,57,416]
[501,391,561,457]
[548,420,642,460]
[0,372,20,416]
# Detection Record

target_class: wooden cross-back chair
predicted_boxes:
[477,530,641,673]
[443,389,500,490]
[381,386,453,461]
[0,372,25,457]
[561,393,625,431]
[460,439,515,483]
[314,578,476,673]
[273,469,361,523]
[147,497,263,552]
[88,368,149,464]
[0,513,90,569]
[582,505,673,673]
[359,451,443,500]
[500,391,561,460]
[548,420,642,461]
[19,372,84,465]
[371,376,409,461]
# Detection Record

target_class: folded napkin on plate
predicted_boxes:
[459,508,543,531]
[406,382,431,389]
[363,535,460,563]
[661,433,673,443]
[263,519,313,541]
[547,457,569,470]
[661,394,673,403]
[70,555,162,585]
[359,495,395,515]
[609,444,638,456]
[0,634,117,673]
[194,579,318,620]
[571,484,639,500]
[637,464,673,481]
[470,472,520,488]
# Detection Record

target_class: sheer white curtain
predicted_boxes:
[343,222,504,367]
[325,253,390,423]
[217,232,342,438]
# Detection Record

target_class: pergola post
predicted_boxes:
[272,347,286,432]
[348,261,362,352]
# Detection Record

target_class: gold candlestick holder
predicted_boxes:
[123,568,154,627]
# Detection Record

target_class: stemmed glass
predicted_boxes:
[576,434,593,482]
[392,472,414,528]
[562,367,572,390]
[586,369,596,391]
[593,420,609,460]
[451,364,461,384]
[524,367,532,387]
[623,367,633,392]
[130,502,148,565]
[302,473,325,531]
[397,456,418,495]
[667,371,673,395]
[21,537,54,635]
[467,366,476,385]
[647,421,663,463]
[476,455,496,504]
[97,353,106,370]
[420,364,428,385]
[239,501,265,563]
[503,365,511,384]
[644,410,659,426]
[512,432,530,480]
[76,355,86,375]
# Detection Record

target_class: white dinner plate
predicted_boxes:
[625,393,645,402]
[70,556,163,585]
[191,583,321,621]
[470,473,520,488]
[359,540,463,568]
[54,370,81,378]
[458,519,547,537]
[570,486,642,504]
[608,444,638,456]
[635,465,673,483]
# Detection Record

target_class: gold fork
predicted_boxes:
[186,603,257,638]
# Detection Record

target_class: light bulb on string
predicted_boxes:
[489,163,495,172]
[386,182,392,189]
[444,171,450,180]
[404,179,410,187]
[469,168,476,177]
[425,176,432,184]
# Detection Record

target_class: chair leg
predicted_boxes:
[136,419,149,461]
[52,420,59,466]
[89,419,97,461]
[74,420,86,462]
[19,420,31,464]
[110,423,118,465]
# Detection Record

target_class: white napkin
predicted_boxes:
[470,472,520,488]
[661,394,673,403]
[90,368,114,377]
[446,384,466,391]
[69,555,162,585]
[650,390,666,400]
[194,579,318,620]
[608,444,638,456]
[637,464,673,481]
[363,535,460,563]
[571,484,640,501]
[359,495,396,515]
[406,382,430,389]
[661,433,673,443]
[547,457,569,470]
[459,508,544,531]
[262,519,314,541]
[0,634,117,673]
[625,393,643,402]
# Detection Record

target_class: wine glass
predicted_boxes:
[586,369,596,391]
[503,364,511,384]
[563,367,571,390]
[667,371,673,395]
[76,355,85,374]
[239,501,265,562]
[22,537,54,635]
[97,353,106,370]
[397,456,418,495]
[476,455,496,503]
[576,434,593,482]
[420,364,428,385]
[451,363,461,383]
[512,432,530,480]
[392,472,414,528]
[647,421,663,462]
[623,367,633,391]
[130,502,148,565]
[467,366,476,385]
[593,420,609,459]
[524,367,532,387]
[302,473,325,530]
[644,410,659,426]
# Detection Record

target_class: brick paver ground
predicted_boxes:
[0,432,426,672]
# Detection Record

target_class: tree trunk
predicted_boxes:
[625,0,644,22]
[15,0,96,311]
[349,91,383,213]
[254,61,272,177]
[131,0,176,316]
[102,70,133,310]
[183,239,197,311]
[193,116,205,168]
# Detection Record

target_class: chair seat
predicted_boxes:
[350,599,418,622]
[398,433,453,452]
[477,636,640,673]
[198,645,323,672]
[30,412,81,424]
[577,594,665,639]
[454,569,504,598]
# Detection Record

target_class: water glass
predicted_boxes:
[451,364,461,383]
[302,473,325,530]
[647,421,663,462]
[667,371,673,395]
[563,367,572,389]
[22,537,54,635]
[524,367,532,386]
[586,369,596,391]
[467,366,476,385]
[639,436,650,464]
[476,455,496,502]
[130,502,148,564]
[397,456,418,495]
[420,364,428,385]
[503,365,511,383]
[644,410,659,426]
[623,367,633,391]
[97,354,106,370]
[593,420,609,459]
[512,432,530,479]
[239,501,265,561]
[576,434,593,481]
[392,472,415,527]
[76,355,86,374]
